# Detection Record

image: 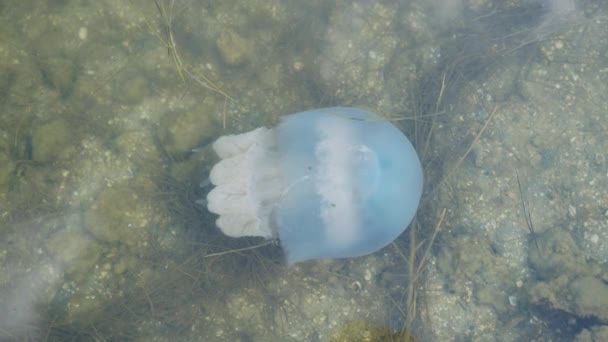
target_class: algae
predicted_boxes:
[158,104,215,156]
[31,119,75,162]
[216,30,254,66]
[330,320,417,342]
[84,183,164,247]
[45,228,103,281]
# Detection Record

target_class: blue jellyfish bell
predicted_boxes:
[206,107,423,265]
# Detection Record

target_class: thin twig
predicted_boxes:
[422,72,446,159]
[203,240,276,258]
[452,105,499,174]
[515,170,539,250]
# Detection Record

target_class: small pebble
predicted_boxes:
[78,27,88,40]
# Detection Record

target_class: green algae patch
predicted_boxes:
[49,257,132,328]
[45,228,103,282]
[31,119,76,162]
[158,104,215,156]
[114,75,150,105]
[526,229,608,332]
[575,326,608,341]
[216,30,254,66]
[0,151,13,187]
[330,320,418,342]
[33,29,80,98]
[62,284,107,326]
[84,183,164,247]
[569,276,608,321]
[112,130,163,172]
[39,54,79,98]
[528,229,597,280]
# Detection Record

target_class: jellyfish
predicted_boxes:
[206,107,423,265]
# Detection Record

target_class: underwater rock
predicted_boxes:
[113,130,162,171]
[39,54,78,97]
[216,30,253,66]
[31,119,75,161]
[526,228,608,323]
[329,320,417,342]
[528,228,596,280]
[84,185,159,247]
[574,325,608,342]
[569,276,608,321]
[159,107,214,156]
[528,273,608,328]
[33,29,79,98]
[206,107,423,265]
[115,75,150,105]
[45,227,102,282]
[476,286,511,315]
[0,150,13,187]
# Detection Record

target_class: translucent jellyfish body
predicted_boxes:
[206,107,423,265]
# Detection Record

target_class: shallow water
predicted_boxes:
[1,0,607,341]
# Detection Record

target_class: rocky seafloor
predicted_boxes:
[1,0,607,341]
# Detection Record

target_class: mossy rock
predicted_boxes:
[85,185,161,247]
[528,229,596,280]
[0,151,13,186]
[31,119,76,161]
[40,55,79,97]
[51,265,127,328]
[330,320,418,342]
[112,130,162,171]
[115,75,150,104]
[158,105,214,156]
[46,227,103,281]
[574,326,608,342]
[569,276,608,321]
[216,30,253,66]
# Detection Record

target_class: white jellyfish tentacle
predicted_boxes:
[206,127,284,239]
